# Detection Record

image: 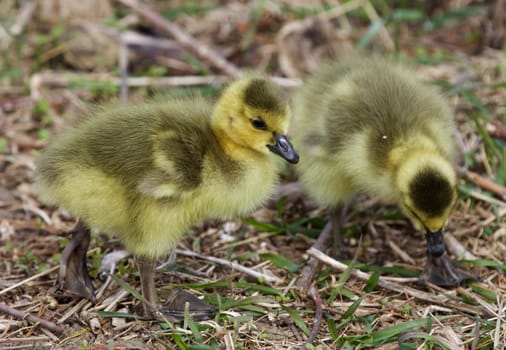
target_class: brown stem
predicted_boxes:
[465,170,506,200]
[113,0,240,77]
[0,302,64,334]
[296,221,333,290]
[300,287,323,349]
[488,120,506,139]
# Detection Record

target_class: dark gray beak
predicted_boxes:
[425,228,445,257]
[266,133,299,164]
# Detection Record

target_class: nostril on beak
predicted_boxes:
[279,138,289,152]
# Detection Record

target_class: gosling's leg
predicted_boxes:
[421,230,476,286]
[59,220,96,302]
[136,256,159,318]
[136,256,216,321]
[330,205,352,259]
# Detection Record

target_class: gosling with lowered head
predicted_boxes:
[293,56,473,286]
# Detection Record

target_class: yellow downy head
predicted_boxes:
[393,141,457,233]
[211,77,298,163]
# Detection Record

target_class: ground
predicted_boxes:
[0,1,505,349]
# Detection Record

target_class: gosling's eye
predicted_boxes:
[251,118,268,130]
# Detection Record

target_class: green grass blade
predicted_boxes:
[189,345,215,350]
[344,317,436,347]
[341,296,364,320]
[182,281,283,296]
[463,258,506,272]
[0,67,24,81]
[242,217,285,233]
[399,331,452,349]
[357,19,385,50]
[171,333,189,350]
[369,318,431,345]
[260,253,299,273]
[391,8,424,23]
[461,90,490,117]
[110,274,148,305]
[471,114,502,159]
[337,256,356,286]
[469,283,498,302]
[352,262,419,277]
[187,318,203,343]
[240,0,265,51]
[327,318,339,341]
[364,271,380,293]
[282,306,310,336]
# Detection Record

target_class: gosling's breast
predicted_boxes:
[198,156,279,218]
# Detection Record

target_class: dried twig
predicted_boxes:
[0,302,64,334]
[0,266,59,297]
[103,290,130,312]
[388,240,416,264]
[113,0,240,77]
[493,297,505,349]
[10,1,36,36]
[118,41,129,103]
[486,120,506,139]
[29,71,300,100]
[322,0,393,50]
[481,207,506,226]
[215,232,274,252]
[175,249,282,284]
[30,71,229,97]
[465,171,506,200]
[224,331,235,350]
[359,0,395,50]
[465,190,506,208]
[23,204,53,226]
[471,319,481,350]
[444,232,477,260]
[0,337,52,344]
[326,0,352,31]
[57,299,89,325]
[307,247,485,316]
[457,287,501,318]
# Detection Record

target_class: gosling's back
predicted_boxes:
[34,97,279,258]
[36,100,217,189]
[293,57,455,206]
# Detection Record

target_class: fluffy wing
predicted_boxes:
[137,125,206,200]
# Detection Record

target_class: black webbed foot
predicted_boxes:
[420,251,476,287]
[157,288,216,322]
[136,256,215,321]
[421,229,476,287]
[421,230,476,286]
[59,221,96,302]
